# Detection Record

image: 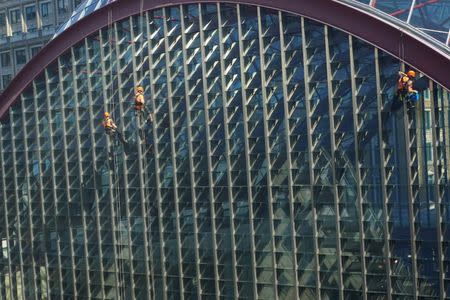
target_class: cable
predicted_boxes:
[140,5,157,298]
[140,0,145,83]
[107,7,126,299]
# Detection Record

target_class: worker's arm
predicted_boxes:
[398,71,407,77]
[407,81,418,93]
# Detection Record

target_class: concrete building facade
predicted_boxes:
[0,0,83,91]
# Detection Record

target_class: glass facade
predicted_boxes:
[337,0,450,45]
[0,3,449,299]
[54,0,113,38]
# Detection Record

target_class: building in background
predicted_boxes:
[0,0,84,92]
[0,0,449,299]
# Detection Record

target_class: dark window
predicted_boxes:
[40,2,50,18]
[25,6,36,21]
[74,0,83,8]
[15,49,26,65]
[0,12,5,26]
[58,0,69,14]
[1,52,10,67]
[426,142,433,161]
[9,9,20,24]
[2,74,11,88]
[425,110,431,129]
[31,46,40,57]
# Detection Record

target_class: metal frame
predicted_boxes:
[0,3,448,300]
[1,0,449,120]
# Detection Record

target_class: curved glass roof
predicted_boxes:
[338,0,450,46]
[54,0,114,38]
[54,0,450,48]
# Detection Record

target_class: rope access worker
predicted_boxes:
[135,86,154,124]
[135,86,146,113]
[396,70,419,109]
[103,112,126,144]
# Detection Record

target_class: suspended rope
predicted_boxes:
[107,7,126,299]
[399,32,405,65]
[139,2,157,297]
[140,0,145,83]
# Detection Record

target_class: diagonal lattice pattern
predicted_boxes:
[0,3,449,300]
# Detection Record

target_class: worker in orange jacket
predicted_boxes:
[103,112,126,144]
[135,86,153,124]
[395,70,419,108]
[103,112,117,135]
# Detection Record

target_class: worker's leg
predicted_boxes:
[116,129,127,145]
[391,91,403,112]
[145,112,153,125]
[105,128,114,137]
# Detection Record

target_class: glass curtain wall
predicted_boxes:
[0,3,449,299]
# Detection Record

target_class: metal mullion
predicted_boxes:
[31,79,51,300]
[323,24,344,300]
[0,273,4,299]
[69,45,92,299]
[145,10,168,300]
[414,78,431,292]
[0,127,17,300]
[8,111,27,300]
[112,18,136,300]
[162,8,185,298]
[400,68,419,300]
[56,57,78,299]
[129,14,152,300]
[277,11,301,298]
[43,68,64,300]
[216,3,239,297]
[256,7,279,298]
[236,4,258,298]
[406,0,417,24]
[98,26,121,297]
[441,90,450,292]
[198,4,221,297]
[373,48,393,300]
[428,82,445,299]
[83,36,106,299]
[18,94,39,300]
[416,93,427,186]
[443,91,450,175]
[348,35,368,299]
[300,16,321,299]
[179,5,202,299]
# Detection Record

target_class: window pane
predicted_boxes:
[1,52,10,67]
[41,2,50,18]
[15,49,26,65]
[10,9,20,24]
[2,74,11,88]
[425,111,431,129]
[58,0,69,14]
[25,6,36,21]
[426,142,433,161]
[0,12,5,26]
[31,46,40,57]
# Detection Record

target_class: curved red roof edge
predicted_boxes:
[0,0,449,121]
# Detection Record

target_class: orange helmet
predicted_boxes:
[407,70,416,78]
[104,112,110,118]
[136,86,144,93]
